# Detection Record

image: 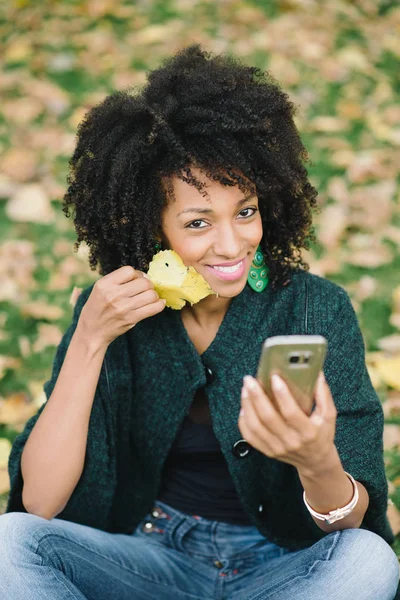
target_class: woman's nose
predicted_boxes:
[213,229,242,259]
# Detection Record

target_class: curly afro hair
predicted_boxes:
[62,44,318,289]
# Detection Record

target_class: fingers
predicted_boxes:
[241,376,288,440]
[101,265,144,286]
[239,372,337,465]
[129,297,166,324]
[239,379,285,456]
[269,375,310,433]
[310,371,337,426]
[239,376,303,458]
[121,276,155,298]
[121,288,161,312]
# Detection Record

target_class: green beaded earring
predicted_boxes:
[247,245,269,292]
[154,241,162,252]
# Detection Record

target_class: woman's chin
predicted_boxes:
[209,277,248,299]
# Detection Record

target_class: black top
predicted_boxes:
[157,387,252,525]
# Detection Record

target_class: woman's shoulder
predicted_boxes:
[288,268,349,308]
[285,269,356,333]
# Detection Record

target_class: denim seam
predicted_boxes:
[29,533,84,600]
[246,562,317,600]
[323,530,341,562]
[36,532,204,600]
[244,534,342,600]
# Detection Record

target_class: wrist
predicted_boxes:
[297,445,341,481]
[74,321,109,358]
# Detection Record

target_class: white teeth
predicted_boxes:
[212,261,243,273]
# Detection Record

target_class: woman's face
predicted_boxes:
[160,167,263,299]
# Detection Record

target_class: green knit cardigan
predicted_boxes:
[6,269,394,551]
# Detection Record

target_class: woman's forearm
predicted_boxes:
[21,323,108,520]
[297,445,369,532]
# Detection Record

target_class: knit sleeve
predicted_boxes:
[6,285,94,515]
[322,289,393,543]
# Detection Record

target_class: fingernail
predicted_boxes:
[243,375,257,391]
[271,374,284,391]
[241,385,249,400]
[239,408,245,417]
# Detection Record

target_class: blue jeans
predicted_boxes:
[0,499,398,599]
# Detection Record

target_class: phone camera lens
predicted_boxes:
[289,355,300,364]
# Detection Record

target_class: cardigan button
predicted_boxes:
[258,504,263,514]
[204,366,215,384]
[232,439,251,458]
[142,522,154,533]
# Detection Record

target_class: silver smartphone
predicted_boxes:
[256,335,327,415]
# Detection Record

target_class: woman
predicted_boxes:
[1,45,399,600]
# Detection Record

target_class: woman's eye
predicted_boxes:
[186,208,257,228]
[187,220,207,229]
[239,207,257,218]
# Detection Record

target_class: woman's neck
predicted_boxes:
[181,294,233,329]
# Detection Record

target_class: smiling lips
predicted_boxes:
[206,257,247,281]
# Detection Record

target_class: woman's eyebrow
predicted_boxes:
[177,195,256,217]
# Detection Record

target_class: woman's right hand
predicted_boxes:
[77,265,166,349]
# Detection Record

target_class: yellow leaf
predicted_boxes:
[0,439,11,469]
[147,250,215,310]
[375,356,400,391]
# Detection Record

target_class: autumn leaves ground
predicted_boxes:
[0,0,400,552]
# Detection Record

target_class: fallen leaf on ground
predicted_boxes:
[69,287,83,308]
[21,302,64,321]
[0,356,21,380]
[0,439,11,469]
[316,203,349,250]
[378,335,400,354]
[346,244,393,268]
[366,364,383,389]
[18,336,31,358]
[383,392,400,419]
[6,184,55,224]
[310,116,348,133]
[354,276,377,301]
[383,424,400,450]
[0,470,10,495]
[27,381,47,409]
[0,393,38,426]
[2,98,43,125]
[375,356,400,391]
[387,502,400,535]
[383,226,400,247]
[33,323,63,353]
[2,148,39,182]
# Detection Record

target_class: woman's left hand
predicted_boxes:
[238,371,337,475]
